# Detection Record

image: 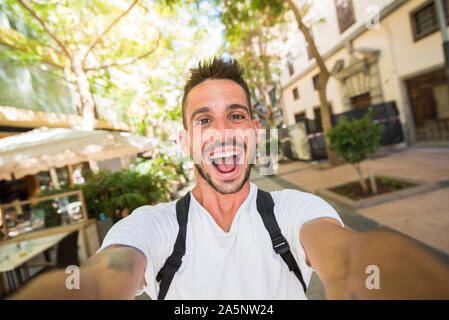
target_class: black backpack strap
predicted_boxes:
[156,192,191,300]
[256,189,307,293]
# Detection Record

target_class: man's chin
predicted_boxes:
[195,163,252,195]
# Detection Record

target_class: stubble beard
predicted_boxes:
[194,162,253,195]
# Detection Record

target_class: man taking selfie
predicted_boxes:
[12,57,449,300]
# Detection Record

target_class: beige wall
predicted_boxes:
[283,48,351,125]
[281,0,395,87]
[282,0,449,131]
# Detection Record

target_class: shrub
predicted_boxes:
[326,109,383,193]
[39,156,189,223]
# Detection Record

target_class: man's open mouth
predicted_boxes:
[207,149,243,177]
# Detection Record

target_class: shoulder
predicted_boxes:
[270,188,330,210]
[269,188,343,227]
[131,200,177,222]
[99,200,179,258]
[108,200,178,238]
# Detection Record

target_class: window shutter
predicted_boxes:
[312,74,320,91]
[287,53,294,76]
[335,0,355,33]
[411,0,449,41]
[293,88,299,100]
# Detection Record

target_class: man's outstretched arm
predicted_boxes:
[9,245,146,300]
[300,218,449,299]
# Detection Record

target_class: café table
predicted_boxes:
[0,232,71,292]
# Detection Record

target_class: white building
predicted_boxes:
[280,0,449,145]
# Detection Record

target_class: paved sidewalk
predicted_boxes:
[261,147,449,256]
[250,146,449,300]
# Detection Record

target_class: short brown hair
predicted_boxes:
[181,56,252,129]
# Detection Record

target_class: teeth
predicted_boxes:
[210,150,240,160]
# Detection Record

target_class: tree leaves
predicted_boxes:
[326,110,383,165]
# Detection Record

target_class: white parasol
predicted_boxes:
[0,127,157,181]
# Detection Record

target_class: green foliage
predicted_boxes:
[222,0,287,84]
[220,0,289,127]
[32,198,60,228]
[1,0,224,133]
[39,156,189,222]
[326,110,383,165]
[265,137,280,156]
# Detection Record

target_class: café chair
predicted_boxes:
[25,230,80,277]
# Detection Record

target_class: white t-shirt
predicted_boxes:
[98,183,344,300]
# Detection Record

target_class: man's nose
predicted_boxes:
[212,117,232,139]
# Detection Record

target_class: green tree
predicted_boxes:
[0,0,213,131]
[220,0,339,164]
[326,111,383,194]
[3,0,164,130]
[221,0,287,129]
[38,156,189,222]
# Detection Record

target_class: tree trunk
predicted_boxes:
[72,56,96,131]
[317,80,340,165]
[256,83,275,129]
[367,158,378,194]
[286,0,340,165]
[354,163,368,193]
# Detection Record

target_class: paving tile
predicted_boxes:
[250,148,449,299]
[358,188,449,256]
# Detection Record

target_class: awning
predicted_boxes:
[0,127,157,181]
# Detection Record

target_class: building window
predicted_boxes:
[292,87,300,100]
[287,53,294,76]
[314,105,334,119]
[295,112,306,123]
[269,88,278,107]
[306,29,314,60]
[335,0,356,33]
[307,44,313,60]
[312,74,320,91]
[314,107,322,120]
[411,0,449,41]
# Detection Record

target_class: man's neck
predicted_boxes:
[191,180,251,233]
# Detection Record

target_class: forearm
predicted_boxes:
[10,246,146,300]
[9,267,98,300]
[339,230,449,299]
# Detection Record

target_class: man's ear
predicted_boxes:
[178,127,190,157]
[253,119,260,144]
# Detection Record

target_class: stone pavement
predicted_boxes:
[250,146,449,300]
[138,147,449,300]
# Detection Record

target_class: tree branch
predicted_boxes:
[253,106,267,118]
[286,0,329,81]
[82,0,139,65]
[16,0,71,59]
[85,28,161,71]
[271,106,281,114]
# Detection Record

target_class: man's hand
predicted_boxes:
[301,219,449,299]
[346,230,449,299]
[10,245,146,300]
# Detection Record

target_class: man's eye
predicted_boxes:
[231,114,244,120]
[196,118,210,125]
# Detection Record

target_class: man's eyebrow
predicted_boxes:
[190,106,211,121]
[228,104,250,115]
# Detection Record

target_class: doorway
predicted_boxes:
[405,68,449,141]
[350,92,372,109]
